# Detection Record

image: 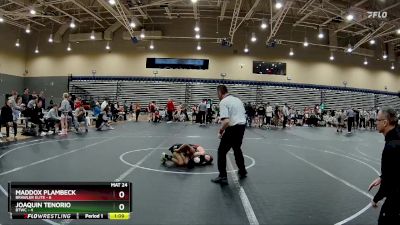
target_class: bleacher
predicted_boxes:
[69,76,400,110]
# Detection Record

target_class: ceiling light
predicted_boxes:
[109,0,116,5]
[363,58,368,65]
[369,39,375,45]
[106,41,111,50]
[34,45,39,54]
[318,27,324,39]
[289,48,294,56]
[191,0,198,3]
[346,14,354,21]
[130,18,136,28]
[197,42,201,51]
[0,17,4,23]
[25,24,31,33]
[195,33,200,39]
[67,43,72,52]
[391,63,395,70]
[347,43,352,52]
[383,51,387,59]
[329,52,334,61]
[303,37,308,47]
[70,19,76,28]
[260,18,268,29]
[149,40,154,50]
[140,29,145,38]
[275,1,283,9]
[397,28,400,34]
[30,9,36,15]
[15,38,20,47]
[90,30,95,40]
[194,21,200,32]
[244,44,249,53]
[251,32,257,42]
[48,34,53,43]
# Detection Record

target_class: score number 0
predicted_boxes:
[118,191,125,211]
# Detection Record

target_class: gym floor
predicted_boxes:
[0,122,384,225]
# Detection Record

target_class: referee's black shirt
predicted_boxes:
[374,127,400,205]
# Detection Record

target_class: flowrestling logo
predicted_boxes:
[367,11,388,19]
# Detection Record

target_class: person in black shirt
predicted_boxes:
[38,91,46,110]
[245,103,255,127]
[354,109,360,130]
[1,100,17,139]
[257,104,266,128]
[21,88,31,106]
[368,107,400,225]
[30,100,47,136]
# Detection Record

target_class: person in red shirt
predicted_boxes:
[166,99,175,121]
[74,97,82,109]
[148,101,156,122]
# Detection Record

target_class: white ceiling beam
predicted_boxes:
[129,0,182,9]
[69,0,103,21]
[130,0,149,20]
[137,8,149,20]
[266,1,293,43]
[47,17,63,24]
[298,0,316,15]
[47,3,82,23]
[193,2,198,20]
[293,9,316,26]
[352,23,387,51]
[0,16,25,29]
[25,18,46,27]
[114,1,134,36]
[220,0,228,21]
[228,0,242,42]
[384,37,400,44]
[233,0,260,34]
[97,0,142,37]
[353,0,369,7]
[374,26,397,39]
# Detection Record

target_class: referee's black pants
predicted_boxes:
[378,198,400,225]
[218,124,246,178]
[198,111,206,124]
[347,117,354,132]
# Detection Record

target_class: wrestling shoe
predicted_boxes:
[161,153,168,165]
[238,171,248,179]
[211,176,228,185]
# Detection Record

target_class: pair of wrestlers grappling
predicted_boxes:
[161,144,213,169]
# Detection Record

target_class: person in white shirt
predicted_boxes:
[265,102,273,129]
[336,110,344,133]
[359,109,367,129]
[45,104,61,134]
[369,109,377,130]
[211,85,247,185]
[74,105,88,132]
[282,103,289,128]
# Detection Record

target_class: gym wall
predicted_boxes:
[23,26,400,92]
[0,25,27,106]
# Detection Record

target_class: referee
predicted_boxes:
[211,85,247,185]
[368,107,400,225]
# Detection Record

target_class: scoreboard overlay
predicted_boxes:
[8,182,132,220]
